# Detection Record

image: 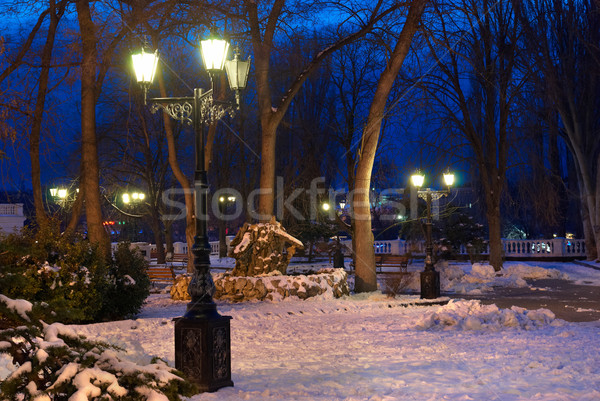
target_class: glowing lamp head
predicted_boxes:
[122,193,130,204]
[131,48,159,85]
[443,172,455,187]
[411,173,425,188]
[57,189,68,199]
[201,33,230,73]
[322,202,331,212]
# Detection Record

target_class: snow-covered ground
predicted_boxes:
[3,260,600,400]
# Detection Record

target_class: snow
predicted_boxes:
[0,294,33,321]
[67,292,600,401]
[2,261,600,400]
[403,261,579,295]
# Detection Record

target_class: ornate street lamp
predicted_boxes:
[411,170,454,299]
[131,32,250,392]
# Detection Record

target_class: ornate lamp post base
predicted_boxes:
[420,270,440,299]
[175,315,234,392]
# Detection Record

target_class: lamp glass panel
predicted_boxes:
[132,49,158,84]
[443,173,455,187]
[49,188,58,197]
[411,174,425,187]
[225,57,250,90]
[201,39,229,71]
[122,194,130,204]
[57,189,68,199]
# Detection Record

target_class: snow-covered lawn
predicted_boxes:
[3,261,600,400]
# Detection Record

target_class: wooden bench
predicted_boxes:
[147,267,176,285]
[166,252,188,266]
[375,254,411,273]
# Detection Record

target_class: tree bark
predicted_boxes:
[353,0,427,293]
[486,207,503,269]
[29,0,66,227]
[156,69,195,272]
[75,0,109,254]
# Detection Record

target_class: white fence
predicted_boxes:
[340,238,586,259]
[122,237,587,261]
[0,203,26,234]
[121,239,231,260]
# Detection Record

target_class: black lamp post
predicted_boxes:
[411,171,454,299]
[132,33,250,392]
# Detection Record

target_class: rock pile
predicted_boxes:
[170,268,349,302]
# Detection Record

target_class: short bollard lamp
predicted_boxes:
[132,32,250,392]
[411,170,454,299]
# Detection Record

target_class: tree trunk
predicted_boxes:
[258,121,277,220]
[65,185,84,235]
[156,68,195,272]
[30,0,66,227]
[352,0,426,293]
[581,198,597,260]
[149,211,166,264]
[76,0,108,254]
[486,208,503,271]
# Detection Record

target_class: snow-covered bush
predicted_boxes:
[97,243,151,321]
[0,224,150,323]
[0,295,197,400]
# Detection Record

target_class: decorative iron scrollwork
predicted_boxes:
[200,96,235,125]
[213,327,229,380]
[151,101,194,126]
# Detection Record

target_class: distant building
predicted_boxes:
[0,203,26,234]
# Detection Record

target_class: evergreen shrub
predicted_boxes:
[0,223,150,323]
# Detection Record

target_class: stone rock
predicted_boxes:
[173,269,350,303]
[170,274,191,301]
[228,217,304,277]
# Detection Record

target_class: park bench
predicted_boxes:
[149,251,189,266]
[166,252,188,267]
[375,254,411,273]
[147,266,176,286]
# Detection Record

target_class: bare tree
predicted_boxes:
[353,0,427,292]
[515,0,600,259]
[29,0,68,226]
[416,0,526,271]
[244,0,409,220]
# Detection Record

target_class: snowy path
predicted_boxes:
[70,294,600,401]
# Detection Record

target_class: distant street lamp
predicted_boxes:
[131,31,249,392]
[49,187,78,206]
[411,170,455,299]
[122,191,146,204]
[218,195,236,258]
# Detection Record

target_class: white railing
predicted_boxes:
[342,238,586,258]
[140,240,228,258]
[0,203,23,216]
[127,237,586,261]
